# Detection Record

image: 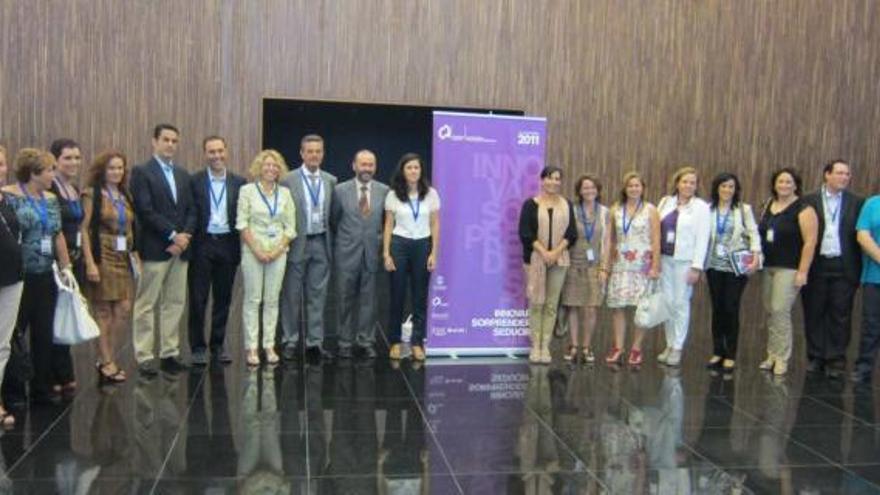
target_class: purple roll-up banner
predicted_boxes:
[428,111,547,356]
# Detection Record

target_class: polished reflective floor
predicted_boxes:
[2,285,880,493]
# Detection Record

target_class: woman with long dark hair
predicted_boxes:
[383,153,440,362]
[704,172,761,371]
[80,150,139,383]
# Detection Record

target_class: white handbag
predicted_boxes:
[634,281,669,329]
[52,263,100,345]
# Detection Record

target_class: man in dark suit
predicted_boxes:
[279,134,337,361]
[801,159,864,378]
[187,136,246,365]
[130,123,197,376]
[331,150,389,359]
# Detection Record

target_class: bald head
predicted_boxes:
[352,149,377,183]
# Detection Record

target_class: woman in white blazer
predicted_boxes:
[656,166,712,367]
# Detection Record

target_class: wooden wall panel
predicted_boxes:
[2,0,877,198]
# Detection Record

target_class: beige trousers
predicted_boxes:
[528,266,568,348]
[761,267,800,362]
[241,248,287,350]
[132,256,188,363]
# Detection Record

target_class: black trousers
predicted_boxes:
[187,234,239,354]
[854,283,880,375]
[1,271,74,401]
[388,236,431,346]
[801,257,858,365]
[706,269,749,360]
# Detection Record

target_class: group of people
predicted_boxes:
[0,125,442,427]
[520,162,880,385]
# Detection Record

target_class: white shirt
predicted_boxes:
[206,169,230,234]
[385,188,440,239]
[820,186,843,257]
[299,165,326,235]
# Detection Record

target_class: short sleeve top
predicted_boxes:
[384,188,440,239]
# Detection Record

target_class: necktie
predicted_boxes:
[164,164,177,203]
[359,185,370,217]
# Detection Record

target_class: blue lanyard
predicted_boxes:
[409,197,421,222]
[621,200,642,237]
[208,176,227,212]
[256,183,279,218]
[19,183,50,235]
[579,202,598,242]
[823,188,842,223]
[715,207,731,236]
[300,170,322,208]
[106,188,127,235]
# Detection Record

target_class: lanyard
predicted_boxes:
[54,178,82,222]
[106,188,127,235]
[408,197,421,222]
[19,183,49,235]
[257,183,279,218]
[579,202,598,242]
[208,176,227,212]
[715,207,731,236]
[300,170,322,208]
[822,188,842,224]
[621,200,642,237]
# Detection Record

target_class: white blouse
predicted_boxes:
[385,188,440,239]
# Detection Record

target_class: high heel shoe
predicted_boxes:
[627,348,643,366]
[96,361,126,384]
[758,355,775,371]
[605,347,623,364]
[706,355,722,369]
[564,346,579,362]
[265,348,280,365]
[245,349,260,367]
[773,359,788,376]
[583,347,595,364]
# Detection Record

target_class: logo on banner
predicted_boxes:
[435,123,497,144]
[437,125,453,140]
[517,131,541,146]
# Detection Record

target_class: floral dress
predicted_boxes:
[606,203,655,308]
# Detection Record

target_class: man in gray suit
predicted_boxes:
[331,150,389,359]
[279,134,337,361]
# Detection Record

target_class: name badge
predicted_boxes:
[310,210,323,226]
[266,225,279,238]
[666,230,676,244]
[210,213,222,226]
[76,232,82,248]
[715,244,728,257]
[618,243,628,254]
[115,235,127,252]
[766,228,775,243]
[586,248,596,262]
[40,236,53,255]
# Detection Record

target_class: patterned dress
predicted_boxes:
[606,203,655,308]
[5,191,62,275]
[82,189,135,302]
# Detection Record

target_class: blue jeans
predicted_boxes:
[388,236,431,346]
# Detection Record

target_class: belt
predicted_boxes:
[205,232,234,240]
[307,233,326,239]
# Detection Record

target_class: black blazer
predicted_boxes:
[189,168,246,262]
[802,189,865,284]
[130,157,197,261]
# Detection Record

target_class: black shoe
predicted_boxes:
[806,359,825,374]
[359,345,378,359]
[850,368,872,384]
[824,359,846,379]
[190,349,209,366]
[282,345,300,361]
[138,360,159,377]
[337,346,353,359]
[307,346,333,361]
[213,348,233,364]
[160,356,189,374]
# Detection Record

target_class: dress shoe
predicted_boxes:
[706,355,722,369]
[389,344,402,360]
[850,369,872,384]
[359,345,378,359]
[824,360,846,379]
[137,360,159,377]
[282,345,300,361]
[337,346,353,359]
[213,347,233,364]
[805,359,824,374]
[190,349,209,366]
[160,356,189,374]
[665,349,682,367]
[412,345,426,362]
[307,346,333,361]
[722,359,736,371]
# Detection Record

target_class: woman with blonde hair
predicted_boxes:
[604,171,661,366]
[655,166,711,367]
[237,150,296,366]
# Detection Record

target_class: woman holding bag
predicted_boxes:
[704,173,762,371]
[80,150,139,384]
[655,167,712,368]
[605,171,660,366]
[0,148,73,405]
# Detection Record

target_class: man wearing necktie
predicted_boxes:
[330,150,389,359]
[187,136,246,365]
[130,124,197,376]
[279,134,337,361]
[801,160,864,378]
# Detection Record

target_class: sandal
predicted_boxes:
[564,346,579,362]
[96,362,126,384]
[265,348,280,365]
[246,349,260,367]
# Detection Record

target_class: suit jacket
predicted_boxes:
[280,166,337,263]
[189,168,246,263]
[802,188,864,284]
[331,179,389,273]
[130,157,198,261]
